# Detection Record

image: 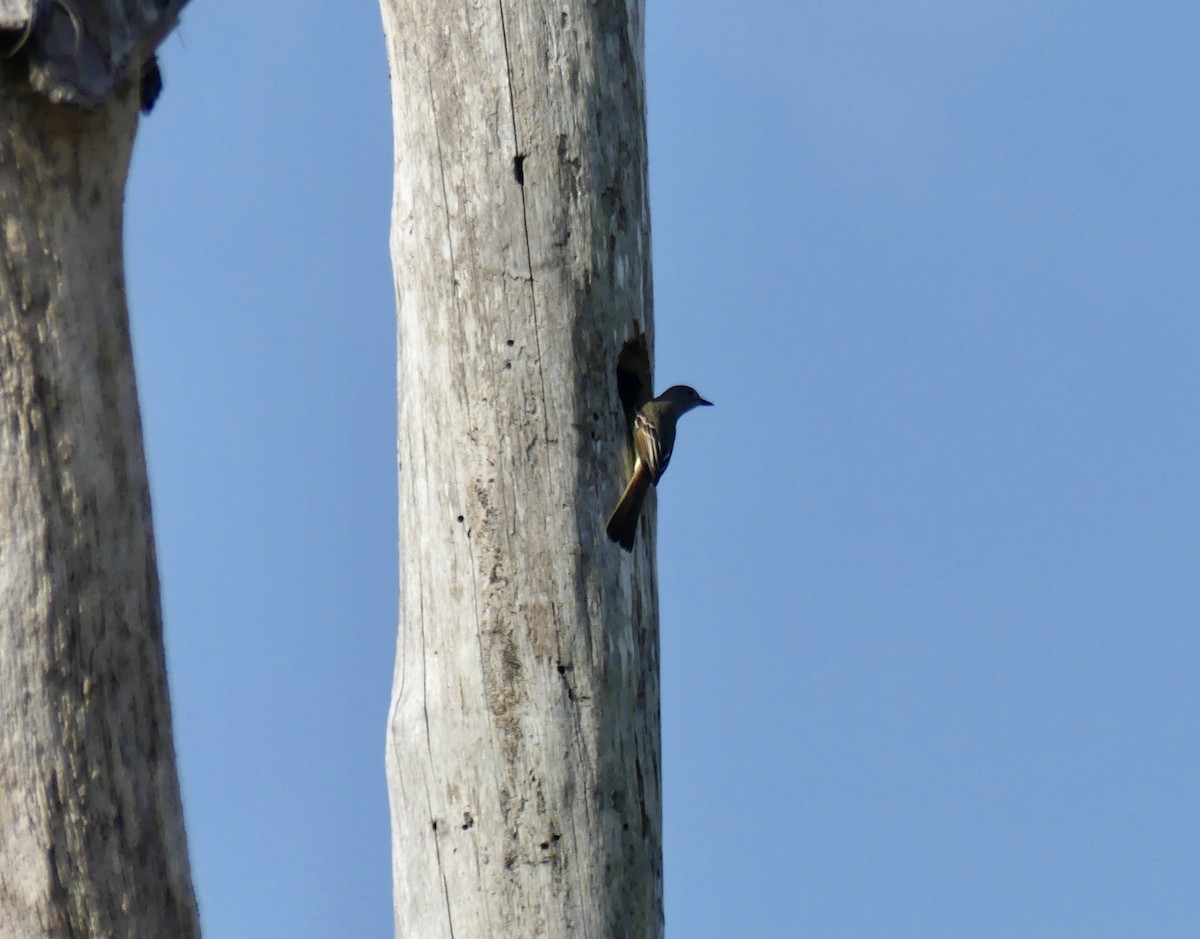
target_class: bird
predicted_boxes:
[606,384,713,551]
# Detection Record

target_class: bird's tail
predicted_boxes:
[606,466,652,551]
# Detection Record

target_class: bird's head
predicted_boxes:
[659,384,714,415]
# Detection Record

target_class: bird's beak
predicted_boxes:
[699,398,714,407]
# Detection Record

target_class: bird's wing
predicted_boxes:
[634,410,673,483]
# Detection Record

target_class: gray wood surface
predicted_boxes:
[0,0,32,32]
[0,82,199,939]
[381,0,663,934]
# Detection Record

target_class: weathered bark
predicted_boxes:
[380,0,661,935]
[0,77,198,939]
[0,0,187,109]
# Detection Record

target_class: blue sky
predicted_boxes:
[127,2,1200,936]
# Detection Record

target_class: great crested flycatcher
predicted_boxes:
[606,384,713,551]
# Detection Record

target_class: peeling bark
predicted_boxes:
[0,0,188,109]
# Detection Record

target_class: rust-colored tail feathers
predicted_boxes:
[605,463,652,551]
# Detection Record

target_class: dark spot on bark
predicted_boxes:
[506,339,514,346]
[140,55,162,113]
[513,153,526,185]
[431,820,438,831]
[557,663,576,700]
[456,515,464,523]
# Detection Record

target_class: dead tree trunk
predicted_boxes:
[0,5,198,936]
[380,0,661,935]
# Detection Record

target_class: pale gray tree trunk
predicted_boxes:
[380,0,662,935]
[0,6,198,936]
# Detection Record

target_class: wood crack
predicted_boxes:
[497,0,552,453]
